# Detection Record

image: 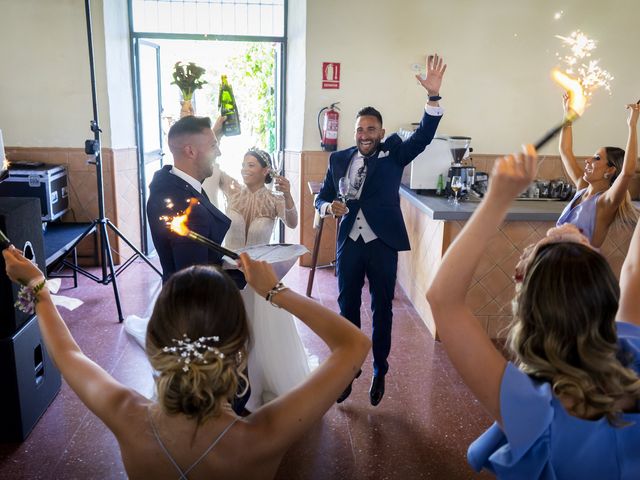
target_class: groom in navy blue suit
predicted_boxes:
[315,54,447,406]
[147,115,244,288]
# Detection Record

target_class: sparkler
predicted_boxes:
[0,228,10,250]
[534,69,586,150]
[534,31,611,150]
[165,198,239,260]
[554,30,613,97]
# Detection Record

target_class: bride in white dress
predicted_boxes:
[125,147,312,410]
[203,148,312,411]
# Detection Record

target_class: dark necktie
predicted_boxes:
[352,156,369,191]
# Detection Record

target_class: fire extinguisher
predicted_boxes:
[318,102,340,152]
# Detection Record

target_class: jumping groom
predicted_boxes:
[315,53,447,406]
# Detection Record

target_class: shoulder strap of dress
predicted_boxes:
[147,408,188,479]
[182,417,240,477]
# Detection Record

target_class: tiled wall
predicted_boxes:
[398,197,633,340]
[4,146,141,265]
[285,150,336,268]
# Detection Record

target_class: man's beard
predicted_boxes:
[357,139,381,157]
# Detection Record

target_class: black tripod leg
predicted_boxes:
[106,220,162,276]
[98,221,124,322]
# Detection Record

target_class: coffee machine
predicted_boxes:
[444,136,475,198]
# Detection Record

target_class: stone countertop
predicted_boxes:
[400,185,566,221]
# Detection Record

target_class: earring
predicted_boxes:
[604,173,610,179]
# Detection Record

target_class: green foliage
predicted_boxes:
[171,62,207,101]
[225,44,276,153]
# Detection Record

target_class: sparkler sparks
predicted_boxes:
[164,198,239,260]
[554,30,613,97]
[532,30,613,150]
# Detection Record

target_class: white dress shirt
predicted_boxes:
[321,104,444,244]
[170,165,202,193]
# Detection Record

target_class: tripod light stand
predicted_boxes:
[59,0,161,322]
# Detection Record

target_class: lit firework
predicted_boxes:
[555,30,613,98]
[164,198,239,260]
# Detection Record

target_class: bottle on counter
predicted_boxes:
[436,173,444,196]
[218,75,241,136]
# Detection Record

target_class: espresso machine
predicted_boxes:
[444,136,475,198]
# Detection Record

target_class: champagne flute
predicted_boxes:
[451,175,463,206]
[271,151,284,196]
[338,176,350,215]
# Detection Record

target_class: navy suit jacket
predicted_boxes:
[147,165,232,283]
[315,110,442,252]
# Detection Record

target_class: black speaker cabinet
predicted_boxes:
[0,315,61,442]
[0,197,46,338]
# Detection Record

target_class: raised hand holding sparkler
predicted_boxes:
[533,30,611,150]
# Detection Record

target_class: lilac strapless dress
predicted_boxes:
[556,188,602,244]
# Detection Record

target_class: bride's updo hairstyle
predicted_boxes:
[146,265,249,424]
[246,147,273,184]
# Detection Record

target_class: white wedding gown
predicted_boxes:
[213,170,312,411]
[125,168,314,411]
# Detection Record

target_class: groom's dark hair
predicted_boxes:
[168,115,212,142]
[356,106,383,126]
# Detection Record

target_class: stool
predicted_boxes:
[306,213,325,297]
[306,181,337,297]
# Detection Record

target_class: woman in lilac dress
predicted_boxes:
[428,146,640,479]
[556,95,639,247]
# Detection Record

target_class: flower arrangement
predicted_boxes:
[171,61,207,101]
[171,62,207,117]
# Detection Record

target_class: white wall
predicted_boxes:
[0,0,133,149]
[297,0,640,155]
[103,0,136,149]
[285,0,307,152]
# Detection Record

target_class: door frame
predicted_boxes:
[128,1,288,249]
[131,38,164,255]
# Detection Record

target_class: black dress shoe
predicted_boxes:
[369,374,385,406]
[336,369,363,404]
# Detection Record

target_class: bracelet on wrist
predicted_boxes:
[265,282,288,308]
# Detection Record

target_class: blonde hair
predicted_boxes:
[146,266,249,425]
[509,242,640,424]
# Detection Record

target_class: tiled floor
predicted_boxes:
[0,258,493,479]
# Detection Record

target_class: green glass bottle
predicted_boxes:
[436,173,444,195]
[218,75,241,136]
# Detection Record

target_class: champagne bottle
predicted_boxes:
[218,75,241,136]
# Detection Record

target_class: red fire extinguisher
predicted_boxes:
[318,102,340,152]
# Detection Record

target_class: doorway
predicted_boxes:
[133,38,282,253]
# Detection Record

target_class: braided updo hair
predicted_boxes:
[246,147,273,184]
[146,265,250,425]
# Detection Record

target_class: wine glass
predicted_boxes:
[338,176,350,215]
[271,151,284,195]
[451,175,463,206]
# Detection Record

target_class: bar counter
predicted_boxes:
[397,186,633,339]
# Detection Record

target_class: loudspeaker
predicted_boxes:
[0,315,61,442]
[0,197,46,338]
